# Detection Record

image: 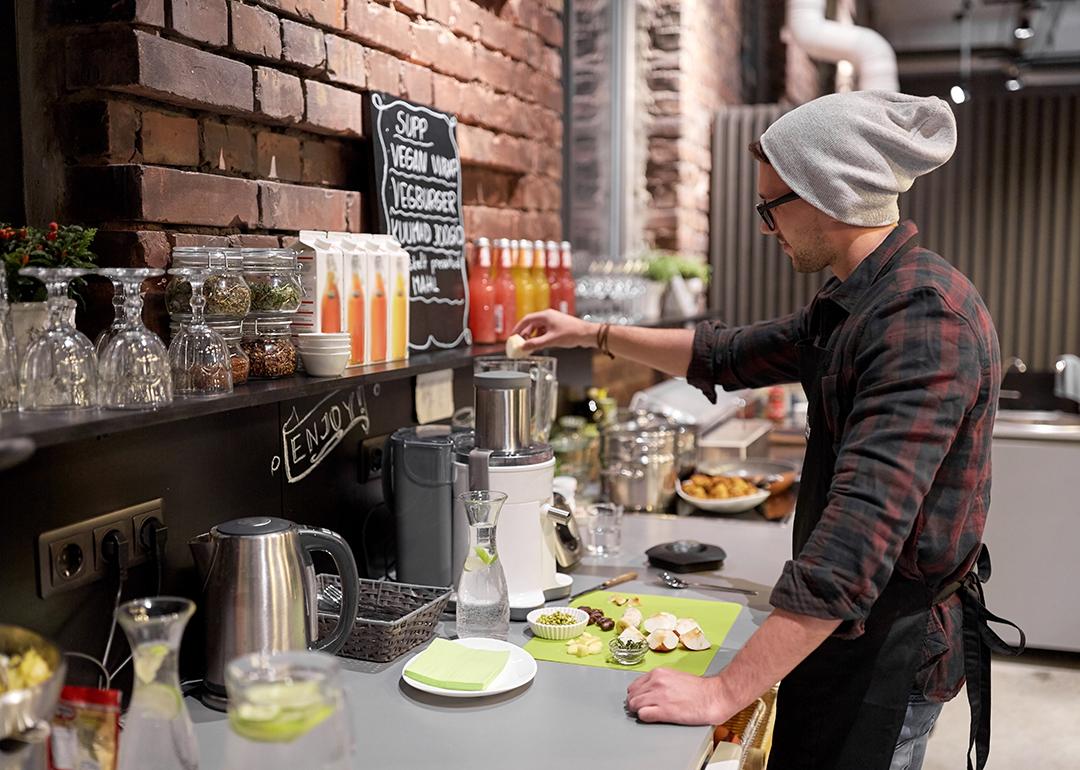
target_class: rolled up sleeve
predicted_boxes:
[687,310,806,402]
[770,288,985,633]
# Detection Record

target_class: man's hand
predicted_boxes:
[512,310,596,353]
[625,668,738,726]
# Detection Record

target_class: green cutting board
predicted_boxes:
[523,591,743,675]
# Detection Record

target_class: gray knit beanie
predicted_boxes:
[759,91,957,227]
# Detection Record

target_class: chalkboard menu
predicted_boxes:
[368,92,469,351]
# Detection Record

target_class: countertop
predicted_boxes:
[186,511,793,770]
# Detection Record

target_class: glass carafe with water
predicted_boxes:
[455,490,510,641]
[115,597,199,770]
[224,651,352,770]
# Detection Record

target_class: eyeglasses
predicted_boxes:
[755,191,800,231]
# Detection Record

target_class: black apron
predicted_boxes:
[767,338,1025,770]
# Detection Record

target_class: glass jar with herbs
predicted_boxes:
[242,249,303,315]
[166,247,251,318]
[241,317,297,379]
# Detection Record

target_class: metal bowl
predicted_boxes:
[0,625,66,741]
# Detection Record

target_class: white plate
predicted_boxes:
[401,638,537,698]
[676,480,770,513]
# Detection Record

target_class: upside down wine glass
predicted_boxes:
[167,267,232,397]
[0,268,17,409]
[18,267,97,410]
[97,268,173,409]
[95,274,127,356]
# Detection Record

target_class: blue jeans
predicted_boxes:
[889,699,944,770]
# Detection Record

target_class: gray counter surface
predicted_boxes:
[188,511,793,770]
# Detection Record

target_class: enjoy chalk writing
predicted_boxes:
[273,385,370,483]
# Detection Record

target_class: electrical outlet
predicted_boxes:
[129,500,165,560]
[92,519,133,572]
[358,435,388,484]
[36,499,164,599]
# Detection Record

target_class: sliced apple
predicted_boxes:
[618,626,646,645]
[679,627,712,651]
[641,612,677,634]
[610,595,628,606]
[646,629,679,652]
[616,607,643,632]
[674,618,701,637]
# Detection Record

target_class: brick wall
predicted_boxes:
[23,0,564,334]
[636,0,820,259]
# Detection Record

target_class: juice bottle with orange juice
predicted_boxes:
[493,238,517,342]
[512,238,535,318]
[530,239,550,311]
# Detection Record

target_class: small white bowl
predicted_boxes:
[300,350,350,377]
[526,607,589,640]
[296,343,351,354]
[295,337,352,350]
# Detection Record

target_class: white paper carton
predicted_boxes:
[292,230,344,335]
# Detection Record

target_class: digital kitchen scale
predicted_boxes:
[646,540,728,573]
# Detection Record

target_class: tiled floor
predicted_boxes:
[923,650,1080,769]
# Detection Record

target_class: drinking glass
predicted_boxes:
[224,651,353,770]
[98,268,173,409]
[585,502,623,557]
[17,267,97,410]
[0,268,17,409]
[456,490,510,641]
[95,275,126,356]
[167,267,232,397]
[116,597,199,770]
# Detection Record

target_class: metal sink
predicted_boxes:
[994,409,1080,440]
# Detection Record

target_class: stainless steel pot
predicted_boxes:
[612,409,698,475]
[601,418,678,512]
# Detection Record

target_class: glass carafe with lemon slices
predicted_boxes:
[224,651,352,770]
[455,490,510,641]
[116,597,199,770]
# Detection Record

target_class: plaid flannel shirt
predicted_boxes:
[687,221,1000,701]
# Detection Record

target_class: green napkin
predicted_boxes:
[403,638,510,691]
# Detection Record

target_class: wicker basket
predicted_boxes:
[317,575,452,663]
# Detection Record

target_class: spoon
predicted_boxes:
[659,572,758,596]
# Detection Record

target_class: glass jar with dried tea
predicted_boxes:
[241,317,298,379]
[242,249,303,314]
[166,247,252,319]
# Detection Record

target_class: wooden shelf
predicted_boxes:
[0,343,504,450]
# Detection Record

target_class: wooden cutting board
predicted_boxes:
[523,591,743,675]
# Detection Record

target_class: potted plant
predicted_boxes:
[1,222,98,356]
[642,250,711,319]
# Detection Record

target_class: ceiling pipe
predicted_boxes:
[785,0,900,91]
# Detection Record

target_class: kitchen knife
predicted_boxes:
[568,571,638,603]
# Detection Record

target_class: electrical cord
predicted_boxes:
[109,518,170,682]
[98,530,129,688]
[65,651,112,690]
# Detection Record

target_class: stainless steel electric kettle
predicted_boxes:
[189,516,359,710]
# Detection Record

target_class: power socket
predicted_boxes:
[358,435,388,484]
[37,499,165,599]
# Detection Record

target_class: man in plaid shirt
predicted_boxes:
[514,92,1021,770]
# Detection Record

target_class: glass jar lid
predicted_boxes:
[170,318,244,341]
[242,249,300,271]
[170,246,243,271]
[242,316,295,338]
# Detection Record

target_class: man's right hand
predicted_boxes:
[512,310,596,354]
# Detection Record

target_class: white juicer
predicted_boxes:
[453,370,574,618]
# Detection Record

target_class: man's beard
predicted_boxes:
[787,227,834,273]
